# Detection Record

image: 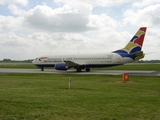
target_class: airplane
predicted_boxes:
[32,27,147,72]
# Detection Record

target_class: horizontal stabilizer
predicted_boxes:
[129,51,145,60]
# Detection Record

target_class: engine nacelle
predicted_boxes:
[54,63,67,70]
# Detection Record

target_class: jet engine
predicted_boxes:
[54,63,67,70]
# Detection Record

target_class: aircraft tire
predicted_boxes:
[86,68,90,72]
[76,68,81,72]
[41,67,44,71]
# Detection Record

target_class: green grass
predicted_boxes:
[0,74,159,120]
[0,63,37,69]
[103,63,160,71]
[1,63,160,70]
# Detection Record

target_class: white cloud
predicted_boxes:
[0,15,23,31]
[0,33,27,47]
[0,0,28,6]
[0,0,160,60]
[24,5,96,32]
[133,0,160,8]
[123,4,160,27]
[0,33,29,60]
[54,0,132,7]
[0,31,93,60]
[88,14,119,29]
[23,3,119,32]
[8,4,26,15]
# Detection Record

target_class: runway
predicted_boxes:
[0,68,160,76]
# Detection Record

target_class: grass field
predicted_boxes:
[0,63,160,70]
[0,74,160,120]
[0,63,36,69]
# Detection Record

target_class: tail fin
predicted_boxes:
[113,27,147,60]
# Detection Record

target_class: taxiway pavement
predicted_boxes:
[0,68,160,76]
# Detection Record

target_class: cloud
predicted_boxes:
[88,14,119,29]
[24,5,97,32]
[123,4,160,27]
[0,32,27,47]
[8,4,26,15]
[0,0,28,6]
[0,15,23,31]
[133,0,160,8]
[0,32,29,60]
[54,0,131,7]
[0,31,97,60]
[1,1,119,33]
[0,0,160,60]
[23,2,119,32]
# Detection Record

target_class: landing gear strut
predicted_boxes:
[76,68,81,72]
[41,67,44,71]
[86,68,90,72]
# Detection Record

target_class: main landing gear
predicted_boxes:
[41,67,44,71]
[86,68,90,72]
[76,68,81,72]
[76,67,90,72]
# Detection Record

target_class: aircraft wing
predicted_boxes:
[64,60,81,67]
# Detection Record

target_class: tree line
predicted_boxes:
[0,59,33,63]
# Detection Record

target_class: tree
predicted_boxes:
[2,59,12,62]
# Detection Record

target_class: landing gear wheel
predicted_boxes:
[41,67,44,71]
[76,68,81,72]
[86,68,90,72]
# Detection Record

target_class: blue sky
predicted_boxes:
[0,0,160,60]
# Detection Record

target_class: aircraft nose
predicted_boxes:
[32,60,35,64]
[32,58,38,64]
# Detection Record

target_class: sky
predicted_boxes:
[0,0,160,60]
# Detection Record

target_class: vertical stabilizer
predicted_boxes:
[113,27,147,60]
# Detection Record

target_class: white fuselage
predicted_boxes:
[32,53,134,68]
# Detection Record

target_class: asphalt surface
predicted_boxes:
[0,68,160,76]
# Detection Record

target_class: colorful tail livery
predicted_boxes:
[113,27,147,60]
